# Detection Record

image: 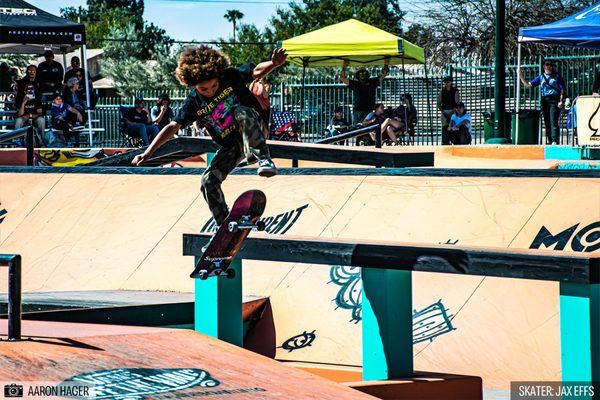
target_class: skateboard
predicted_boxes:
[191,189,267,280]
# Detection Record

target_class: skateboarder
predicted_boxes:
[132,45,286,229]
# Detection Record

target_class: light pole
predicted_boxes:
[488,0,511,144]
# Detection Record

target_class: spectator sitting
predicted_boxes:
[363,103,386,142]
[443,102,472,145]
[124,97,159,146]
[15,65,40,106]
[0,62,15,93]
[37,50,64,94]
[63,77,87,122]
[395,93,418,145]
[51,93,84,147]
[326,106,350,137]
[378,95,418,146]
[15,83,45,146]
[151,94,175,131]
[438,76,460,137]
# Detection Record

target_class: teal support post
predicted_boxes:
[361,268,413,381]
[559,282,599,386]
[193,151,243,346]
[206,152,215,167]
[194,259,243,346]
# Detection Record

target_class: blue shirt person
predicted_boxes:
[518,60,566,144]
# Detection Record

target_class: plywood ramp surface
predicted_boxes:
[0,320,375,399]
[1,171,599,391]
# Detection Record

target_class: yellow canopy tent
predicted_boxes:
[280,19,425,67]
[279,19,432,143]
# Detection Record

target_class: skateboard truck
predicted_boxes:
[197,260,236,280]
[228,215,266,233]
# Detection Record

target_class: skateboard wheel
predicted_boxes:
[256,220,266,231]
[228,221,239,232]
[199,270,208,280]
[226,269,236,279]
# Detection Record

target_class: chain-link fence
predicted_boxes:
[92,50,600,147]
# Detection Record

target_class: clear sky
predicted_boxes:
[27,0,284,42]
[27,0,426,43]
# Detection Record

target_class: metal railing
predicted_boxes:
[0,254,22,341]
[0,126,33,165]
[89,50,599,147]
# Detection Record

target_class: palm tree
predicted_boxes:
[224,9,244,41]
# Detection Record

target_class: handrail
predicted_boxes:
[183,234,599,284]
[0,126,34,166]
[0,254,22,341]
[315,124,383,148]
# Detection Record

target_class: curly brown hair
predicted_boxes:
[176,46,231,87]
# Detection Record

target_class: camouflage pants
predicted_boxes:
[201,106,271,226]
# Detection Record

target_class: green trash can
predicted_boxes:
[484,112,512,142]
[511,109,540,145]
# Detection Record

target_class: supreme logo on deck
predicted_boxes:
[61,368,219,399]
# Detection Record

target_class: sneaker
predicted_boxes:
[257,158,277,177]
[201,225,220,252]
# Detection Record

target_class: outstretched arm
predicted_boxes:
[379,58,390,82]
[518,68,532,88]
[253,48,287,80]
[340,60,350,86]
[132,121,181,165]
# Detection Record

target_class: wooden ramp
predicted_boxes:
[0,320,375,400]
[1,168,599,391]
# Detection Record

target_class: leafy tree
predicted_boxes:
[269,0,406,42]
[101,25,180,96]
[60,0,172,60]
[0,55,36,74]
[224,9,244,41]
[218,23,274,70]
[424,0,597,63]
[224,0,407,79]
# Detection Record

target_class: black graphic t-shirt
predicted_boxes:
[348,78,380,112]
[125,108,150,124]
[174,64,261,146]
[21,97,42,116]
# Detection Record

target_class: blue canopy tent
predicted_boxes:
[518,3,600,48]
[515,3,600,141]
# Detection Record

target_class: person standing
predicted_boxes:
[592,66,600,96]
[438,76,460,141]
[340,60,389,125]
[519,60,565,145]
[151,94,175,131]
[37,50,64,94]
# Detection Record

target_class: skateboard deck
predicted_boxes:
[190,189,266,279]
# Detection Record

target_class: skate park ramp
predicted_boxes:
[1,168,599,392]
[0,320,375,400]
